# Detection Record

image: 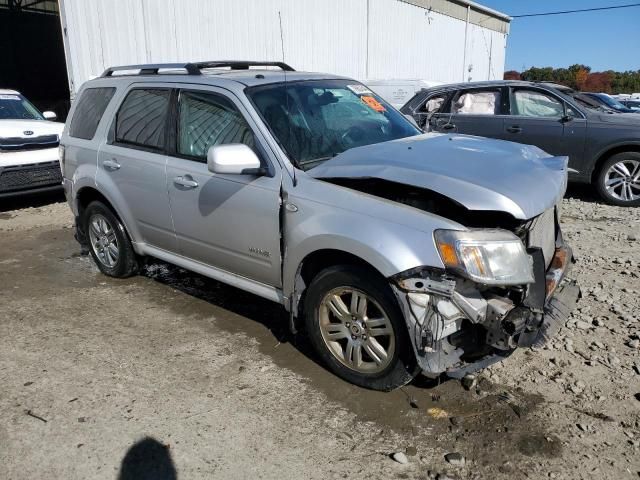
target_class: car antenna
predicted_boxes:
[279,10,297,187]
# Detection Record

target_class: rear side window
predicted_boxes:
[115,89,171,150]
[69,87,116,140]
[177,91,255,160]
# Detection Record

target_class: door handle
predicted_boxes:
[506,125,522,133]
[103,159,121,171]
[173,175,199,189]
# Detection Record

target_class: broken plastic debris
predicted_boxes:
[426,407,449,419]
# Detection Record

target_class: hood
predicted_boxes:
[586,111,640,126]
[0,119,63,139]
[308,134,568,220]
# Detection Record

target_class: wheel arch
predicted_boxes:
[287,247,404,333]
[75,186,139,251]
[590,143,640,183]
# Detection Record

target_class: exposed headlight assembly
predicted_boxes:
[434,229,534,285]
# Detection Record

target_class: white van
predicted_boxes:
[363,79,442,110]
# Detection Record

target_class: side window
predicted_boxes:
[69,87,116,140]
[566,104,580,117]
[452,90,501,115]
[420,95,446,114]
[512,90,564,118]
[115,89,171,150]
[177,91,255,160]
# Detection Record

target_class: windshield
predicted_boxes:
[594,94,627,110]
[248,79,421,169]
[567,92,608,112]
[0,94,44,120]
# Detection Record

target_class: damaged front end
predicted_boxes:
[390,208,580,379]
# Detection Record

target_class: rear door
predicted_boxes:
[96,85,176,252]
[165,86,283,287]
[431,87,508,139]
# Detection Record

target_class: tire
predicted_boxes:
[303,265,419,391]
[595,152,640,207]
[83,201,138,278]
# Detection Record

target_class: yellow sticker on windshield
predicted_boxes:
[361,95,386,112]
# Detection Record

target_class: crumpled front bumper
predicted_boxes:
[391,242,581,379]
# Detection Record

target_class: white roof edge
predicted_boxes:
[456,0,512,21]
[0,89,20,95]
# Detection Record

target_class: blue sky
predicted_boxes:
[477,0,640,72]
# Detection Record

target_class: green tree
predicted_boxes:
[510,65,640,94]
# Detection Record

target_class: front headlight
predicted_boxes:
[434,229,534,285]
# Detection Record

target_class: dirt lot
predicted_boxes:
[1,189,639,480]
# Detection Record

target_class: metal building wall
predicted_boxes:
[59,0,506,95]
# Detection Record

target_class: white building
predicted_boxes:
[1,0,510,115]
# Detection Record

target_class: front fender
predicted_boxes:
[282,184,465,299]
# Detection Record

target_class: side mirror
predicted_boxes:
[207,144,264,175]
[560,114,573,123]
[43,111,57,121]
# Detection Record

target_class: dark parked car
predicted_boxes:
[619,98,640,111]
[582,93,638,114]
[401,81,640,206]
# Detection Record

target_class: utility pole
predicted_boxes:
[462,4,470,82]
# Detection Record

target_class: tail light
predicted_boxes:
[58,144,65,175]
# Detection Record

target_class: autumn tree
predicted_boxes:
[584,72,613,93]
[574,67,589,90]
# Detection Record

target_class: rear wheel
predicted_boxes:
[83,201,138,278]
[595,152,640,206]
[303,265,419,391]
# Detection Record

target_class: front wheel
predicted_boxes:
[303,265,419,391]
[595,153,640,206]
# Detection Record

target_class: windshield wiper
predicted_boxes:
[298,154,338,170]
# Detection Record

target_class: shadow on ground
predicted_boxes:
[138,260,561,466]
[0,190,65,212]
[118,437,177,480]
[565,183,600,203]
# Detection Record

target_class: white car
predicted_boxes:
[0,89,64,197]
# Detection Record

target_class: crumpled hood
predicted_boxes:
[308,133,568,220]
[0,119,63,139]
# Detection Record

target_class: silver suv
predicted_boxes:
[61,61,580,391]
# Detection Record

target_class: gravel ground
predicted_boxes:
[0,188,639,480]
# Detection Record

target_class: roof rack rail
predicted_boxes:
[101,63,202,77]
[101,60,295,78]
[194,61,295,71]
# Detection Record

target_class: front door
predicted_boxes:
[504,88,566,156]
[166,87,282,287]
[432,87,507,139]
[504,88,586,173]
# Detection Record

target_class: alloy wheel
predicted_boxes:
[604,159,640,202]
[88,213,119,268]
[318,287,395,374]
